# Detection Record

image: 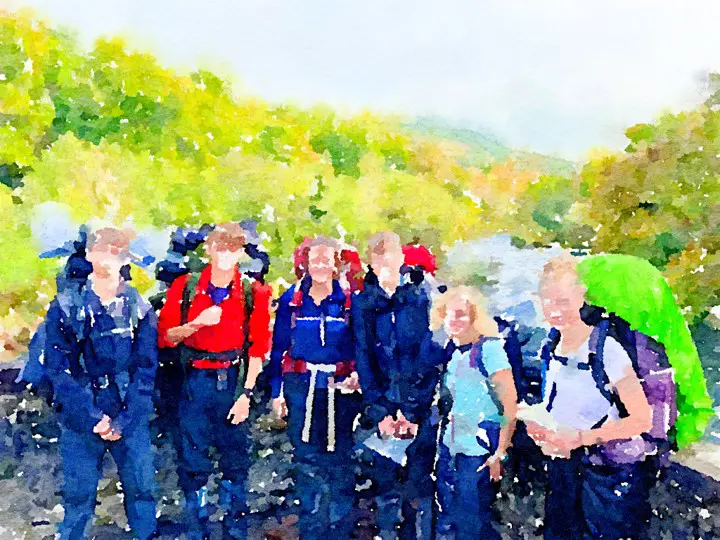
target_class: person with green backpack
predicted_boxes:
[157,222,272,540]
[527,255,660,539]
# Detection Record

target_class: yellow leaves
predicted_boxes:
[468,161,537,219]
[129,265,154,295]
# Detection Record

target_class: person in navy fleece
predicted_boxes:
[352,231,443,540]
[45,227,158,540]
[270,236,363,537]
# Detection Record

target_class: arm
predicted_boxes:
[351,296,392,425]
[533,338,653,454]
[269,291,293,399]
[114,309,159,433]
[159,275,223,346]
[578,370,653,446]
[44,301,104,434]
[228,281,273,424]
[157,275,188,348]
[247,280,273,364]
[489,368,519,458]
[401,333,443,424]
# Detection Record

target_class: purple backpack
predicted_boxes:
[587,318,677,465]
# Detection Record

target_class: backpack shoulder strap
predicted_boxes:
[588,319,626,413]
[180,273,200,325]
[469,340,489,378]
[541,328,561,398]
[470,338,509,415]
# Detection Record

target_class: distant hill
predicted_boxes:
[406,117,576,176]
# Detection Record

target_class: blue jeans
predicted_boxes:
[284,373,362,537]
[545,450,653,539]
[178,367,251,538]
[355,415,437,540]
[435,444,500,540]
[58,425,156,540]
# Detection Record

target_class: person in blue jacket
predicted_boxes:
[431,286,518,540]
[270,236,363,537]
[351,231,443,540]
[45,227,158,540]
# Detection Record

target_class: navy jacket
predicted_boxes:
[351,270,442,425]
[45,282,158,434]
[269,278,353,398]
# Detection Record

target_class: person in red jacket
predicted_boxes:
[158,222,272,540]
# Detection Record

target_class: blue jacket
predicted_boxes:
[351,270,442,425]
[45,282,158,434]
[269,278,353,398]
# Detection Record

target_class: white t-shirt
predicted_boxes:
[544,335,634,431]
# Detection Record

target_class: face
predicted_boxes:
[86,242,130,278]
[207,237,246,271]
[539,272,586,329]
[307,245,336,284]
[370,244,405,282]
[443,296,473,338]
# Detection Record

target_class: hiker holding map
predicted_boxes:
[352,232,443,539]
[526,255,658,539]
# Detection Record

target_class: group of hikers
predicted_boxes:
[31,222,675,539]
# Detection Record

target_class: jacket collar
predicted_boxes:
[197,264,244,300]
[362,268,425,312]
[292,276,346,307]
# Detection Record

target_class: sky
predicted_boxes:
[5,0,720,160]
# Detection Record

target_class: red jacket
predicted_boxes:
[158,266,272,358]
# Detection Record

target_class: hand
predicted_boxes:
[378,415,397,439]
[228,395,251,425]
[525,421,547,443]
[341,372,361,391]
[480,454,505,482]
[192,306,223,328]
[166,324,196,344]
[546,428,582,456]
[332,372,361,392]
[394,413,418,439]
[93,415,112,437]
[528,422,581,458]
[272,397,288,419]
[100,429,122,442]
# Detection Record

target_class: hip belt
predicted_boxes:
[187,347,242,370]
[283,356,354,378]
[191,359,233,369]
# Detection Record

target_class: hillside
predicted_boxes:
[407,117,576,176]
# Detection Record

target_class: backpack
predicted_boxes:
[20,284,146,403]
[543,313,677,465]
[495,318,534,405]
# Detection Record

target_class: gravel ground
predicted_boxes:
[1,391,720,539]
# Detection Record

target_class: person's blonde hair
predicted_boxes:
[430,285,499,337]
[540,254,585,290]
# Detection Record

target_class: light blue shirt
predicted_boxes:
[443,339,511,456]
